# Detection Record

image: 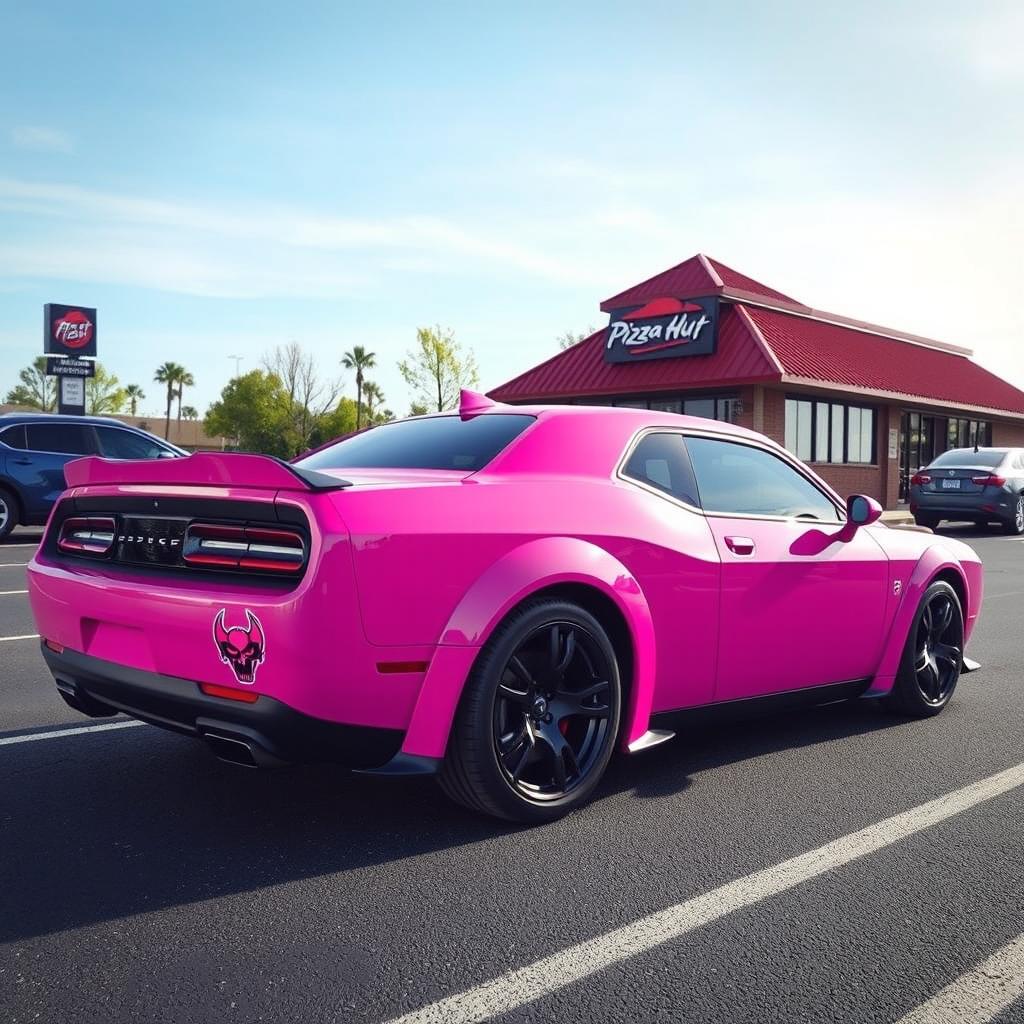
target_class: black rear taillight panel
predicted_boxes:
[49,506,309,580]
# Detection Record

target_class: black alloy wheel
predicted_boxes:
[885,580,963,717]
[440,599,622,823]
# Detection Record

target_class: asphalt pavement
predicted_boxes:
[2,523,1024,1023]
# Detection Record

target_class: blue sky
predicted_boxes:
[1,1,1022,416]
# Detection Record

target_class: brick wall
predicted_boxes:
[993,420,1024,447]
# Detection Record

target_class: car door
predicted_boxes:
[13,422,99,518]
[683,432,889,701]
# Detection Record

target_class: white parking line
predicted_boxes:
[0,720,145,747]
[895,933,1024,1023]
[0,633,39,643]
[0,590,28,596]
[385,760,1024,1024]
[0,543,39,548]
[0,562,28,567]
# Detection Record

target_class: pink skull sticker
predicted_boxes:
[212,609,266,684]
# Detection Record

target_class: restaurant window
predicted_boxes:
[608,395,739,423]
[947,417,992,450]
[785,398,876,464]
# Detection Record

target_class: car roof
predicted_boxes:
[0,411,128,426]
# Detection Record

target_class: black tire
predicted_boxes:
[439,599,622,824]
[0,487,19,541]
[913,513,939,531]
[1001,494,1024,535]
[884,580,963,718]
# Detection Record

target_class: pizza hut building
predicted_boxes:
[489,254,1024,509]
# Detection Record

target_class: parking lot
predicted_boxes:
[2,524,1024,1023]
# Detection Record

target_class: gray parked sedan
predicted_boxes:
[910,447,1024,533]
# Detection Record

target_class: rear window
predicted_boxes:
[931,448,1006,469]
[295,414,536,472]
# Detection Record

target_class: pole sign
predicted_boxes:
[46,356,96,378]
[604,296,718,364]
[44,304,97,357]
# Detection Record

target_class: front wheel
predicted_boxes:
[1001,494,1024,535]
[439,599,622,823]
[884,580,963,718]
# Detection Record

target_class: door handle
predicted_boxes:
[13,458,32,465]
[724,535,755,556]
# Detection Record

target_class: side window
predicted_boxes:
[24,423,97,456]
[0,425,27,450]
[95,427,167,460]
[622,432,700,506]
[685,436,841,522]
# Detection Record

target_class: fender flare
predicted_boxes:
[869,545,971,693]
[399,536,657,759]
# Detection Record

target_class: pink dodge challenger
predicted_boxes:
[27,392,983,822]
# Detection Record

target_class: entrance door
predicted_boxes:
[899,412,939,501]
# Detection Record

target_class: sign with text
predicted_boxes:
[58,376,86,415]
[46,356,96,378]
[44,304,97,357]
[604,296,718,363]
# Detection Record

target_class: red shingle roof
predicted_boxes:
[491,254,1024,417]
[747,307,1024,416]
[600,253,802,312]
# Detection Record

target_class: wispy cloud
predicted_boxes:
[930,3,1024,82]
[10,126,73,153]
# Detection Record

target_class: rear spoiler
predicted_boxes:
[63,452,352,492]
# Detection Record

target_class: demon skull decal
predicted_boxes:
[213,609,266,684]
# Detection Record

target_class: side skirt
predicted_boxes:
[649,678,873,733]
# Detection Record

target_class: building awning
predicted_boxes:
[490,254,1024,419]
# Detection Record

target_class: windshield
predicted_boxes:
[930,448,1006,469]
[295,414,536,472]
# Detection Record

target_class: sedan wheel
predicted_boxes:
[0,491,17,541]
[885,580,963,717]
[1002,495,1024,535]
[440,599,622,823]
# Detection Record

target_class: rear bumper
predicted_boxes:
[911,491,1015,518]
[40,643,404,769]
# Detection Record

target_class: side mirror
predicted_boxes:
[847,494,883,527]
[157,451,179,459]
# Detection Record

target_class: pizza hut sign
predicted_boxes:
[604,296,718,363]
[44,303,97,357]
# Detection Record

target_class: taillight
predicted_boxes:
[57,516,116,556]
[911,473,931,485]
[183,523,305,574]
[971,474,1005,487]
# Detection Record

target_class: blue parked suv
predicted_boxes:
[0,413,184,540]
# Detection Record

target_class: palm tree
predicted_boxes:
[154,362,185,439]
[341,346,376,429]
[363,381,385,424]
[175,369,195,425]
[181,405,199,421]
[125,384,145,416]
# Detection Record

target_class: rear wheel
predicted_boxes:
[913,513,939,531]
[1001,494,1024,535]
[884,580,963,717]
[0,488,19,541]
[439,599,622,823]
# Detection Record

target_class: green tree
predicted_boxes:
[125,384,145,416]
[175,369,195,425]
[154,362,185,439]
[264,342,342,454]
[4,357,56,411]
[362,380,385,424]
[86,364,127,415]
[409,401,429,417]
[557,326,596,350]
[341,345,376,429]
[180,405,198,421]
[398,325,480,412]
[309,397,359,448]
[204,370,292,458]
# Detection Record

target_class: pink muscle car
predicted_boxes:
[27,391,983,822]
